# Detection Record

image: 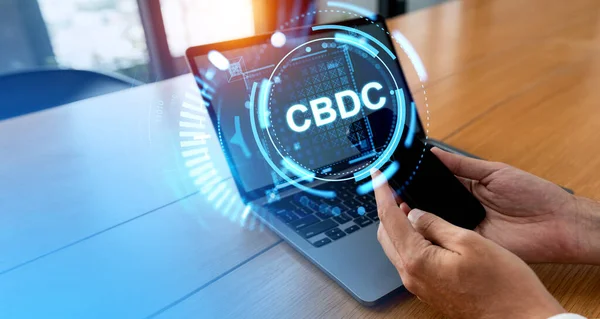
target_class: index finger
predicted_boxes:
[371,170,422,253]
[371,169,397,210]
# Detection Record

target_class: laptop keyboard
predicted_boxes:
[266,183,379,248]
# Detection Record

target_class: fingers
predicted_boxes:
[431,147,503,181]
[389,185,404,206]
[371,169,398,210]
[456,176,474,193]
[372,170,422,253]
[399,202,411,215]
[377,224,403,271]
[407,209,469,253]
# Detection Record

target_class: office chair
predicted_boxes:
[0,68,143,121]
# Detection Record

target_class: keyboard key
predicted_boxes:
[366,212,379,221]
[339,190,353,201]
[312,238,332,248]
[298,219,338,238]
[325,228,346,240]
[316,204,332,219]
[293,207,312,217]
[333,213,351,224]
[364,202,377,212]
[325,228,343,236]
[354,216,373,227]
[276,210,299,223]
[289,215,320,230]
[307,200,320,211]
[315,211,331,220]
[344,225,360,234]
[346,207,362,218]
[344,198,362,208]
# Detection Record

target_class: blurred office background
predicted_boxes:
[0,0,446,84]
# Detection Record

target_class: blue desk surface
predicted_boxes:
[0,75,280,318]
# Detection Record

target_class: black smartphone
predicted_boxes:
[352,108,486,230]
[389,138,486,230]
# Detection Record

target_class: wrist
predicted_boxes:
[572,196,600,265]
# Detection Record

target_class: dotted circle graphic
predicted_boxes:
[269,8,431,190]
[264,38,400,179]
[179,4,433,213]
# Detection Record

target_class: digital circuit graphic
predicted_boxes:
[180,2,430,231]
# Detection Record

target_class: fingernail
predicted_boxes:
[408,209,425,225]
[370,168,378,175]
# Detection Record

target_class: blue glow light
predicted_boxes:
[179,132,210,140]
[200,90,213,100]
[193,75,215,92]
[179,121,204,129]
[207,182,227,201]
[357,206,366,215]
[404,102,417,149]
[185,155,210,167]
[214,189,231,209]
[281,157,315,182]
[230,116,252,158]
[180,140,206,148]
[326,1,377,20]
[180,111,203,121]
[181,148,207,158]
[312,24,396,60]
[334,33,379,57]
[222,196,237,217]
[348,152,377,165]
[189,162,213,176]
[258,79,272,129]
[332,207,341,216]
[356,161,400,195]
[194,169,217,185]
[240,205,252,226]
[200,176,221,194]
[333,34,378,57]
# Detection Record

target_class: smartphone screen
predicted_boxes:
[354,108,486,230]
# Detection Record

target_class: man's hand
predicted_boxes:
[372,172,565,319]
[431,148,600,264]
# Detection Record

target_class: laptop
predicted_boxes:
[186,15,426,304]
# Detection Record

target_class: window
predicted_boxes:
[0,0,150,81]
[160,0,255,57]
[38,0,149,79]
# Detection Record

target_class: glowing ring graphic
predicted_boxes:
[256,31,407,183]
[178,3,433,222]
[263,37,402,181]
[178,78,267,231]
[264,7,432,197]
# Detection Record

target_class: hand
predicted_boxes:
[431,148,600,264]
[372,173,565,319]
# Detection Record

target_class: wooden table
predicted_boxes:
[1,0,599,317]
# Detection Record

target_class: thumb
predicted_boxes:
[431,147,502,181]
[408,209,468,252]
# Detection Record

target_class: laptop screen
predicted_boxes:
[188,17,422,201]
